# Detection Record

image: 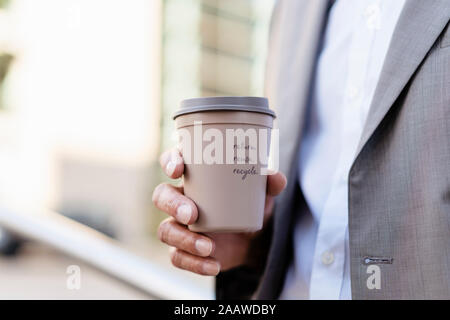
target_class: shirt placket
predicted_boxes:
[309,0,379,299]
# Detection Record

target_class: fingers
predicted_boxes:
[207,233,251,271]
[264,195,275,215]
[170,247,221,276]
[152,183,198,225]
[160,148,184,179]
[158,218,215,257]
[267,171,287,196]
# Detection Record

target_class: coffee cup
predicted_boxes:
[173,97,276,233]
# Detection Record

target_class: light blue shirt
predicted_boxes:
[280,0,405,299]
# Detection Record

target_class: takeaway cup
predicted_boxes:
[173,97,276,232]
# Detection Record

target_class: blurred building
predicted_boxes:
[0,0,162,243]
[161,0,274,150]
[0,0,274,300]
[0,0,274,244]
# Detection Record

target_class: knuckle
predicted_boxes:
[166,195,181,213]
[193,260,206,274]
[186,258,201,274]
[152,183,165,207]
[170,249,197,273]
[157,219,171,243]
[170,248,181,267]
[181,234,196,251]
[153,184,181,214]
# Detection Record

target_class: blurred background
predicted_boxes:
[0,0,274,299]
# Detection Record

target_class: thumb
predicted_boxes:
[266,171,287,196]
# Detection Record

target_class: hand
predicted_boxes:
[152,148,287,276]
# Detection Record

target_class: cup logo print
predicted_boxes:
[177,121,279,176]
[366,265,381,290]
[66,265,81,290]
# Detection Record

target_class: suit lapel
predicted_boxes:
[356,0,450,157]
[265,0,330,176]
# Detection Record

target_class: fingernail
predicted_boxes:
[195,239,212,256]
[204,261,220,276]
[166,160,176,176]
[176,204,192,224]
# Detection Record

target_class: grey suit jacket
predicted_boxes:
[216,0,450,299]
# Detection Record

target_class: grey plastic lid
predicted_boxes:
[173,96,276,119]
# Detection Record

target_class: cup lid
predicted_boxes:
[173,96,276,119]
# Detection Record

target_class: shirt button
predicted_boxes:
[321,251,335,265]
